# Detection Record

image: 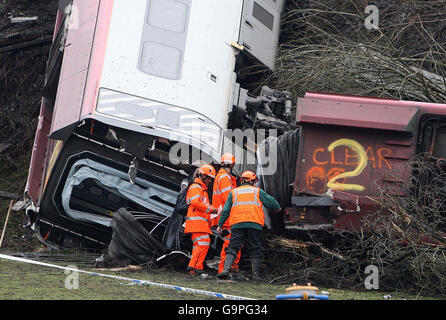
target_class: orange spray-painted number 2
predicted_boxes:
[307,139,392,193]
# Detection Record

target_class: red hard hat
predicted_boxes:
[221,152,236,165]
[241,170,257,182]
[198,164,216,179]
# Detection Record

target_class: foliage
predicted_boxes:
[273,0,446,103]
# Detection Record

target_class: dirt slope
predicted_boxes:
[0,0,58,251]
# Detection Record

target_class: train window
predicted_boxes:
[138,0,191,80]
[433,127,446,158]
[89,185,103,197]
[116,102,155,119]
[140,41,182,79]
[252,2,274,31]
[156,108,180,128]
[148,0,188,33]
[107,192,122,204]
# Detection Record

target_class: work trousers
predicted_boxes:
[225,228,263,259]
[218,230,242,273]
[188,232,211,271]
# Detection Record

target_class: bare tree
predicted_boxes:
[271,0,446,103]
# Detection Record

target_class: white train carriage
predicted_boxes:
[25,0,290,251]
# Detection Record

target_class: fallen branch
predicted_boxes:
[0,36,52,53]
[94,265,143,272]
[313,243,346,261]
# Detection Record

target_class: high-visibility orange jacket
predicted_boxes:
[228,185,264,226]
[211,168,237,227]
[184,178,215,234]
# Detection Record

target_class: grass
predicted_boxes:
[0,256,441,300]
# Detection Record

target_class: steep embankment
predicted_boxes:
[0,0,57,251]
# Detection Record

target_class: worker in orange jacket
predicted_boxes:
[217,170,281,281]
[212,152,242,274]
[184,164,218,275]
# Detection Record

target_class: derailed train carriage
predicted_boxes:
[25,0,446,265]
[24,0,292,263]
[261,93,446,236]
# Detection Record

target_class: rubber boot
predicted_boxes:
[187,266,205,275]
[217,254,235,279]
[251,257,262,282]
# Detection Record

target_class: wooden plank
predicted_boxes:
[0,200,14,248]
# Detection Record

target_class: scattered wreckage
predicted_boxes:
[23,0,446,268]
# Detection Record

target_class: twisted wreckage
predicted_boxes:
[25,0,446,266]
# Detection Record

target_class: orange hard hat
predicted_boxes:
[241,170,257,182]
[221,152,235,165]
[198,164,216,179]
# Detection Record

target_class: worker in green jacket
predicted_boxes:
[216,170,281,281]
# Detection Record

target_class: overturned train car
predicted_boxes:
[260,92,446,234]
[24,0,291,258]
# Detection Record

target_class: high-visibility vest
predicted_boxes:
[228,185,264,226]
[184,178,213,234]
[212,168,237,227]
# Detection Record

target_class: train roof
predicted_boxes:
[297,92,446,132]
